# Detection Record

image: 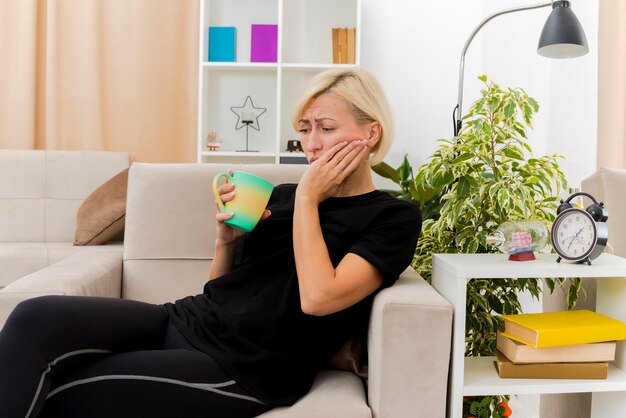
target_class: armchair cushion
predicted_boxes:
[582,167,626,257]
[74,168,129,245]
[368,268,453,418]
[258,370,371,418]
[1,247,123,297]
[0,246,123,328]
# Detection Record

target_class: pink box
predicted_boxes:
[251,24,278,63]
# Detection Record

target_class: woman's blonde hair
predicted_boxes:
[291,68,393,166]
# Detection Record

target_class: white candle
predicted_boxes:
[242,111,255,123]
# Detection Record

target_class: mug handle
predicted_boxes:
[212,171,233,213]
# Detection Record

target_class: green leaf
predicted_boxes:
[497,188,510,209]
[453,152,474,163]
[481,122,492,136]
[488,98,500,112]
[397,155,412,182]
[467,238,479,254]
[501,147,524,160]
[528,96,540,112]
[431,170,454,188]
[523,103,533,124]
[478,74,488,83]
[568,278,581,309]
[371,161,400,183]
[488,183,500,200]
[413,180,438,203]
[513,124,529,140]
[457,176,472,198]
[474,98,486,113]
[504,100,516,118]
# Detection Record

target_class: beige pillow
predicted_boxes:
[74,168,129,245]
[327,334,368,378]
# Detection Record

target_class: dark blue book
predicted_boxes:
[208,26,236,62]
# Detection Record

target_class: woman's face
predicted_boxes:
[297,93,376,164]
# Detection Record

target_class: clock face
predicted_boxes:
[551,208,597,261]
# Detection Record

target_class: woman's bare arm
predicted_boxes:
[293,140,381,315]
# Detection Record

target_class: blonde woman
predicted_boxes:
[0,68,421,418]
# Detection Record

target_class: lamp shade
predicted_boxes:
[537,1,588,58]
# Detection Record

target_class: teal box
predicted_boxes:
[208,27,236,62]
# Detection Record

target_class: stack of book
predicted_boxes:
[332,28,356,64]
[494,310,626,379]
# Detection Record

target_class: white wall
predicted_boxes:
[361,0,598,189]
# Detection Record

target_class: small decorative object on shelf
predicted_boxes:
[251,24,278,63]
[205,131,222,151]
[230,96,267,152]
[551,191,608,265]
[208,26,236,62]
[285,140,303,153]
[331,27,356,64]
[486,220,548,261]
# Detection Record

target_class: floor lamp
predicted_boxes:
[453,0,588,136]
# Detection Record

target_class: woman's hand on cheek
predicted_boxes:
[297,139,369,204]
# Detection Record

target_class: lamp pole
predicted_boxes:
[454,1,553,136]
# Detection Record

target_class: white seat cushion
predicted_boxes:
[0,242,123,289]
[258,370,371,418]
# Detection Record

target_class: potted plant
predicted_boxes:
[376,75,579,417]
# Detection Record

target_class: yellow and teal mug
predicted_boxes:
[212,171,274,232]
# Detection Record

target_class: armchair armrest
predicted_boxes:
[368,267,453,418]
[0,247,123,329]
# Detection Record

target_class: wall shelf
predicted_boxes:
[202,62,279,69]
[200,151,276,158]
[464,356,626,396]
[197,0,361,164]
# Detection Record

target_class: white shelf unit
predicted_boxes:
[197,0,361,164]
[431,252,626,418]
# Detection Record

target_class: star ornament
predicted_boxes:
[230,96,267,131]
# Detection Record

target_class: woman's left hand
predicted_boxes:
[296,139,369,204]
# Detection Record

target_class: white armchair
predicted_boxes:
[0,162,453,418]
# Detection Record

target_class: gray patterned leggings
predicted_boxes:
[0,296,270,418]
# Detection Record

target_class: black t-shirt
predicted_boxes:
[165,184,422,406]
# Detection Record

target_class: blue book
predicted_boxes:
[208,26,236,62]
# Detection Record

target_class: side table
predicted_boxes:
[431,252,626,418]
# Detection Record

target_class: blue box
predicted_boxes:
[208,27,236,62]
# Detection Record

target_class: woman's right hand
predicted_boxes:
[214,179,246,246]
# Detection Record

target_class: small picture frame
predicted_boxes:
[286,140,303,152]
